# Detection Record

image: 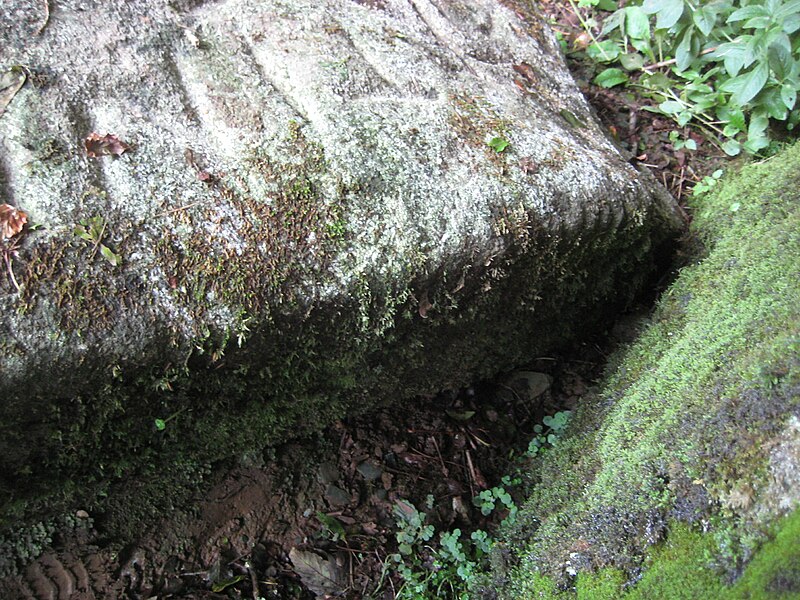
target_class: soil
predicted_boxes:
[1,334,621,600]
[0,4,728,599]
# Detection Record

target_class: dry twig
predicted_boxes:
[35,0,50,36]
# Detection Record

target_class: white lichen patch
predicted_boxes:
[0,0,680,401]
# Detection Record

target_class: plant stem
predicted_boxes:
[4,252,20,293]
[642,46,719,72]
[567,0,612,61]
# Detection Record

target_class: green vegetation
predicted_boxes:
[526,411,572,458]
[488,136,511,153]
[2,116,678,556]
[474,478,519,524]
[495,507,800,598]
[604,507,800,599]
[387,495,498,599]
[386,411,571,597]
[73,216,122,267]
[572,0,800,155]
[493,141,800,597]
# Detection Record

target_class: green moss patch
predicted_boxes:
[502,508,800,599]
[497,143,800,596]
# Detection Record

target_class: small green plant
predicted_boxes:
[573,0,800,155]
[692,168,725,196]
[527,410,572,458]
[474,478,519,527]
[393,498,435,556]
[73,216,122,266]
[153,407,186,432]
[388,497,496,599]
[669,129,698,151]
[316,512,347,542]
[487,136,510,152]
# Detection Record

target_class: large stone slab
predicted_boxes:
[0,0,681,527]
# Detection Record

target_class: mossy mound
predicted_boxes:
[495,143,800,597]
[506,508,800,599]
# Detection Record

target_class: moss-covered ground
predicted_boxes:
[506,507,800,599]
[494,143,800,597]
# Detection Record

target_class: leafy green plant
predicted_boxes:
[73,216,122,266]
[669,129,698,150]
[692,168,726,196]
[387,496,498,599]
[575,0,800,155]
[393,498,435,556]
[526,410,572,458]
[474,478,519,527]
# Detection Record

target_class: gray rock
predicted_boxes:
[0,0,681,528]
[357,461,383,481]
[503,371,552,403]
[324,484,351,508]
[318,462,340,485]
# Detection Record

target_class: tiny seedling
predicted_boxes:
[669,130,697,151]
[153,407,187,432]
[527,410,572,457]
[73,216,122,266]
[693,168,725,197]
[487,136,510,153]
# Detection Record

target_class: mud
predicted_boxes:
[0,334,617,599]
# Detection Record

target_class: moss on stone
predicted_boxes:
[496,144,800,596]
[576,568,626,600]
[730,505,800,599]
[502,508,800,599]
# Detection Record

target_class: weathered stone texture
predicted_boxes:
[0,0,681,527]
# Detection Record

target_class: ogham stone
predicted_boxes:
[0,0,681,525]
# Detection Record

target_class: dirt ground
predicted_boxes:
[2,333,624,599]
[1,3,728,598]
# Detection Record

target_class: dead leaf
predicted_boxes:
[392,499,419,523]
[506,371,552,401]
[723,483,755,511]
[84,133,131,157]
[0,204,27,239]
[573,31,591,50]
[361,521,379,535]
[512,63,537,84]
[519,157,539,175]
[0,68,26,117]
[289,548,345,598]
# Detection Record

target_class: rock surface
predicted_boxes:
[0,0,680,528]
